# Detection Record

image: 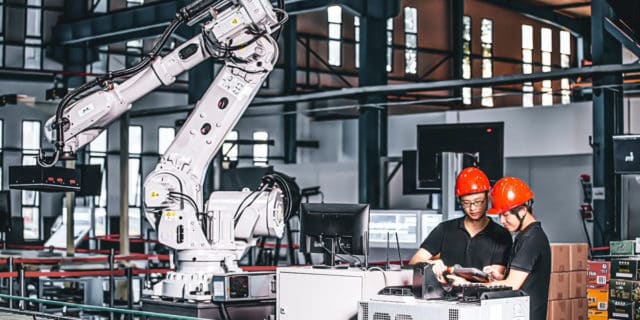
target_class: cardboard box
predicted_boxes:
[608,298,636,320]
[571,243,589,271]
[588,288,609,310]
[572,298,588,320]
[612,258,640,280]
[548,299,571,320]
[549,272,570,300]
[611,240,636,256]
[552,244,571,272]
[610,279,640,302]
[570,271,588,298]
[588,261,611,288]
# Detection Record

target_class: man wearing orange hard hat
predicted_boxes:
[448,177,551,320]
[409,167,512,284]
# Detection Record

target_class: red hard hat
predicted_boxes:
[487,177,534,215]
[455,167,491,197]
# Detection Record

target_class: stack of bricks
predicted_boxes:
[587,261,610,320]
[548,243,588,320]
[608,258,640,320]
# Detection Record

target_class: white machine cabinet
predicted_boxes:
[276,266,412,320]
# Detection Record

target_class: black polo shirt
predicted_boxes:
[420,217,512,270]
[508,222,551,320]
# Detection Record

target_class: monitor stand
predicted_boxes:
[312,237,350,269]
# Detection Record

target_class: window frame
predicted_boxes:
[480,18,493,107]
[327,5,342,67]
[252,131,269,167]
[21,120,41,241]
[404,7,418,75]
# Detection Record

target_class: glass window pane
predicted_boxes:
[462,87,471,105]
[27,0,41,5]
[542,80,553,106]
[522,49,532,63]
[329,24,341,40]
[158,127,175,155]
[89,130,108,152]
[560,31,571,55]
[463,16,471,42]
[482,58,492,78]
[24,40,41,69]
[253,131,268,165]
[404,7,417,33]
[481,87,493,107]
[405,49,417,74]
[542,52,551,72]
[406,34,417,48]
[222,131,238,161]
[95,208,107,236]
[327,6,342,23]
[26,8,41,37]
[523,83,534,108]
[22,121,40,150]
[129,126,142,154]
[0,6,4,33]
[481,19,493,44]
[128,158,141,206]
[522,25,533,50]
[523,63,532,74]
[328,40,341,66]
[23,207,39,240]
[128,207,141,236]
[541,28,552,52]
[89,157,108,207]
[462,56,471,79]
[561,54,570,68]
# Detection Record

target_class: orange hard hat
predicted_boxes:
[487,177,534,215]
[455,167,491,197]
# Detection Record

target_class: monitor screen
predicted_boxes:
[613,135,640,174]
[416,122,504,190]
[300,203,370,256]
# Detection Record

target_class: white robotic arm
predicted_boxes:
[42,0,291,301]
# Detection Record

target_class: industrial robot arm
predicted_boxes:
[42,0,292,300]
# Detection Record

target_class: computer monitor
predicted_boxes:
[300,203,370,266]
[417,122,504,191]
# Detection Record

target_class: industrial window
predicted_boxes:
[462,16,472,105]
[88,130,108,236]
[126,39,143,67]
[24,0,42,70]
[480,18,493,107]
[522,25,534,107]
[387,18,393,72]
[87,46,108,81]
[541,28,553,106]
[127,0,144,7]
[129,125,142,236]
[158,127,175,155]
[253,131,269,166]
[354,16,360,69]
[222,130,239,162]
[560,30,571,104]
[404,7,417,74]
[92,0,107,13]
[327,6,342,67]
[22,120,41,241]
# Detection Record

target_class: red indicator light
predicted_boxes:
[486,128,493,133]
[47,177,55,182]
[70,179,77,185]
[56,178,63,184]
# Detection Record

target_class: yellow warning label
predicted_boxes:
[231,18,239,25]
[150,191,160,198]
[165,211,177,218]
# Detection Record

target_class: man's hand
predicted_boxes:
[446,274,470,286]
[482,266,505,281]
[432,260,448,284]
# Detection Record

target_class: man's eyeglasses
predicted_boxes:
[460,199,487,209]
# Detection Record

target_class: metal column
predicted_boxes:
[120,115,130,256]
[358,6,388,208]
[284,16,298,164]
[591,0,623,246]
[450,0,464,102]
[65,160,76,256]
